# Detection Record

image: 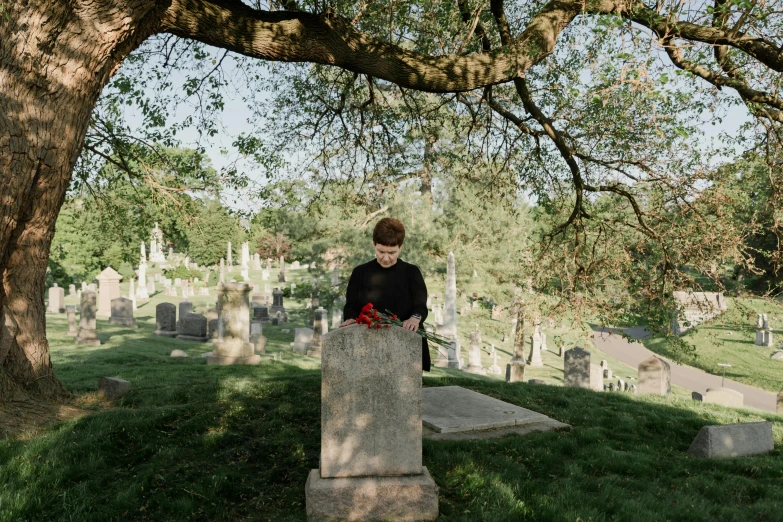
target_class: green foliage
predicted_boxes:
[186,200,244,266]
[163,265,192,280]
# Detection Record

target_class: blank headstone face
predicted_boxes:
[181,313,207,337]
[48,285,65,313]
[156,303,176,332]
[638,356,671,395]
[110,297,134,318]
[564,347,591,389]
[320,325,422,478]
[79,291,97,329]
[217,282,251,343]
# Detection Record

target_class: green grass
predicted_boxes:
[642,297,783,393]
[3,272,780,520]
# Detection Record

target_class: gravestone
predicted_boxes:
[307,308,329,357]
[638,355,671,395]
[278,255,286,282]
[47,284,65,314]
[527,326,544,367]
[564,347,592,389]
[777,392,783,415]
[331,308,343,329]
[702,387,744,408]
[66,305,77,335]
[98,377,130,400]
[74,291,100,346]
[294,327,314,354]
[506,306,527,382]
[155,303,178,337]
[146,279,155,296]
[177,313,209,342]
[108,297,137,328]
[487,345,502,375]
[253,305,271,324]
[464,330,485,375]
[96,267,123,317]
[207,282,261,365]
[269,287,286,316]
[170,349,188,358]
[68,284,76,296]
[227,241,233,270]
[754,314,764,345]
[688,422,773,458]
[604,368,613,379]
[177,300,193,331]
[305,325,438,521]
[762,315,774,347]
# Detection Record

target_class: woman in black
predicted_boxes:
[340,218,431,371]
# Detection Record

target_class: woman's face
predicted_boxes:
[374,243,401,268]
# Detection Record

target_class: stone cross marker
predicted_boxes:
[47,284,65,314]
[207,282,261,365]
[305,325,438,521]
[74,290,100,346]
[638,355,671,395]
[155,303,178,337]
[96,266,122,317]
[108,297,138,328]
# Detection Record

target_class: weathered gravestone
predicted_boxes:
[66,305,78,335]
[294,327,314,354]
[505,307,526,383]
[155,303,178,337]
[464,330,485,375]
[98,377,130,400]
[74,290,100,346]
[638,355,671,395]
[47,284,65,314]
[307,308,329,357]
[177,313,209,342]
[305,325,438,521]
[207,282,261,365]
[702,387,744,408]
[96,266,123,317]
[564,347,602,391]
[270,287,286,316]
[527,326,544,367]
[177,300,193,331]
[252,305,270,324]
[108,297,137,328]
[68,283,76,296]
[688,422,774,458]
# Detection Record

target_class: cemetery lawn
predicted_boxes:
[1,312,782,521]
[642,297,783,393]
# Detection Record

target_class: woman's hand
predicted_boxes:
[339,319,356,328]
[402,316,421,332]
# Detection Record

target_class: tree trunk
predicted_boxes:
[0,0,159,403]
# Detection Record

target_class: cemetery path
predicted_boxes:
[593,328,777,413]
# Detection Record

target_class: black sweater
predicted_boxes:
[343,259,429,323]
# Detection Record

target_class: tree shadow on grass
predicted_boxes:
[2,319,783,522]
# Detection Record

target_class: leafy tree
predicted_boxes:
[2,0,782,402]
[186,200,245,266]
[255,232,292,260]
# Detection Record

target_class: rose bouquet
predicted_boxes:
[355,303,453,350]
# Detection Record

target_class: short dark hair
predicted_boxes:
[373,218,405,247]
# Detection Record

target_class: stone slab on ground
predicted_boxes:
[423,420,570,441]
[422,386,567,434]
[98,377,130,400]
[688,422,774,458]
[304,467,439,522]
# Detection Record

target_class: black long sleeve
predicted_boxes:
[343,259,428,322]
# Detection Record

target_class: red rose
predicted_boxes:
[361,303,374,314]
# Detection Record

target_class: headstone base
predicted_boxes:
[464,365,486,375]
[206,354,262,365]
[505,360,526,382]
[155,329,179,338]
[304,468,439,522]
[74,330,100,346]
[108,317,138,328]
[176,334,209,342]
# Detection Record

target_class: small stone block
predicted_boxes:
[304,467,439,522]
[170,349,189,358]
[688,422,774,458]
[703,387,744,408]
[98,377,130,400]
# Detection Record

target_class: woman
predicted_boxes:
[340,218,431,371]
